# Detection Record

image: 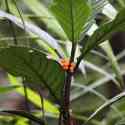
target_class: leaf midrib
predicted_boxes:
[8,49,60,103]
[70,0,75,42]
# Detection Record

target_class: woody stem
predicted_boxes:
[62,42,77,125]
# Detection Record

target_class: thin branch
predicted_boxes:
[74,51,85,73]
[38,88,46,124]
[22,82,33,125]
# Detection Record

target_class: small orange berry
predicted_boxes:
[59,59,76,72]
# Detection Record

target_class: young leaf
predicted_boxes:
[50,0,92,42]
[0,46,65,103]
[82,8,125,56]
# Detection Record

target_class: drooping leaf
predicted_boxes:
[21,0,67,39]
[50,0,92,42]
[0,110,44,125]
[0,10,64,57]
[0,46,65,103]
[82,8,125,56]
[0,85,20,93]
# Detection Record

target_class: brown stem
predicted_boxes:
[63,72,73,125]
[61,42,77,125]
[58,110,63,125]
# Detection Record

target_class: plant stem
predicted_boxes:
[75,55,83,72]
[62,42,77,125]
[62,72,72,125]
[23,82,33,125]
[38,89,46,124]
[58,111,63,125]
[62,0,77,120]
[23,83,29,111]
[74,51,86,73]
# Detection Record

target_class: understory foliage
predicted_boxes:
[0,0,125,125]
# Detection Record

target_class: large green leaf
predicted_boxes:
[82,8,125,56]
[50,0,92,42]
[0,46,65,103]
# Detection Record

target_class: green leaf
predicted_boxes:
[101,41,124,89]
[50,0,92,42]
[0,46,65,103]
[0,10,64,57]
[21,0,67,40]
[0,110,44,125]
[0,85,19,94]
[82,8,125,56]
[117,0,125,8]
[84,91,125,125]
[8,74,59,115]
